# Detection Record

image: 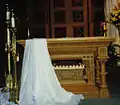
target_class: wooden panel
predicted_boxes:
[49,0,88,38]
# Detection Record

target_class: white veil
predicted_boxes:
[19,39,84,105]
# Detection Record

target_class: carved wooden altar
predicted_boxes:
[17,37,114,98]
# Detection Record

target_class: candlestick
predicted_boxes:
[103,22,107,37]
[7,28,10,45]
[100,21,107,37]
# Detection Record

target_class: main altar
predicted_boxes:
[17,36,114,98]
[3,1,117,104]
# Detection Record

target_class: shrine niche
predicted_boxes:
[17,37,114,98]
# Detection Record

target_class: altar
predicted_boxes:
[17,37,114,98]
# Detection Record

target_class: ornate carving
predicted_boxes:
[95,59,101,84]
[55,68,85,84]
[98,58,109,98]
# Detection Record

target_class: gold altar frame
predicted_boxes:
[17,37,114,98]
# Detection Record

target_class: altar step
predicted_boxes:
[78,98,120,105]
[61,84,99,98]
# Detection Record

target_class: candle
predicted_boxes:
[6,4,10,20]
[28,28,30,38]
[11,11,15,28]
[6,11,10,20]
[7,28,10,45]
[11,17,15,27]
[17,53,19,62]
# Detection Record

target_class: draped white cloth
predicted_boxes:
[104,0,120,47]
[19,39,84,105]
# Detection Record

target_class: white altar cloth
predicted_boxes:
[19,39,84,105]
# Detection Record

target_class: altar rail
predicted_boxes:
[17,37,114,98]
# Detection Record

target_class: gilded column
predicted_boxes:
[97,46,109,98]
[98,58,109,98]
[96,59,100,84]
